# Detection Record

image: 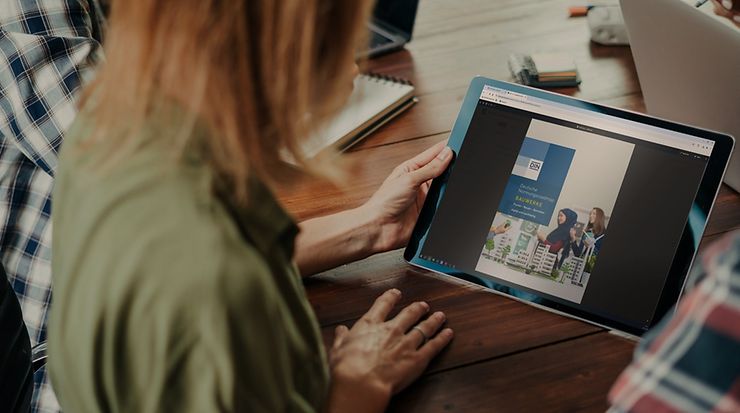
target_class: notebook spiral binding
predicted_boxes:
[364,72,413,86]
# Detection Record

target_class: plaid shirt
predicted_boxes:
[0,1,104,412]
[609,230,740,413]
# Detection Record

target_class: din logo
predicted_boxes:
[528,159,542,172]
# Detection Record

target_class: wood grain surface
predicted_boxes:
[278,1,740,411]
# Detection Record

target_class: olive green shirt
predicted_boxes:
[49,119,329,412]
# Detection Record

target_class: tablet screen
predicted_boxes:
[406,78,733,336]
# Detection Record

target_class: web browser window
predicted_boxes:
[418,85,713,330]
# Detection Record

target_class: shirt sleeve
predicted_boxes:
[570,236,584,257]
[542,239,565,253]
[607,232,740,413]
[169,246,322,413]
[0,0,103,176]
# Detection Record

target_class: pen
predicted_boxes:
[568,5,595,17]
[695,0,709,7]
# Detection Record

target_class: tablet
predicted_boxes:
[404,77,735,338]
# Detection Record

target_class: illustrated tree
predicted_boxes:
[585,255,597,273]
[501,245,512,263]
[559,263,571,282]
[484,238,495,257]
[561,262,571,274]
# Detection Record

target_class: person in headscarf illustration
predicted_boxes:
[537,208,578,256]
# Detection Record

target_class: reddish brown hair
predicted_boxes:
[588,207,606,236]
[83,0,373,201]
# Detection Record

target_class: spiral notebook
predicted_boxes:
[302,73,416,158]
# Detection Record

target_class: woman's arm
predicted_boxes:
[294,143,453,276]
[568,229,584,256]
[570,236,584,257]
[545,239,565,254]
[537,232,547,243]
[294,207,381,276]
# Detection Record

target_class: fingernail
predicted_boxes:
[435,311,446,321]
[437,147,452,161]
[722,0,732,9]
[444,328,454,337]
[420,301,430,311]
[390,289,402,296]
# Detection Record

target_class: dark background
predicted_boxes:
[420,102,708,328]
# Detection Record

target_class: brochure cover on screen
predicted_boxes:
[476,119,635,303]
[498,137,574,226]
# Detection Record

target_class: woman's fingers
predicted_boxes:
[390,141,448,178]
[421,179,432,195]
[406,140,448,170]
[331,292,453,398]
[390,301,430,332]
[417,328,454,360]
[361,289,402,323]
[333,325,349,349]
[408,147,453,186]
[405,311,446,349]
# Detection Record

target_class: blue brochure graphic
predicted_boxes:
[498,137,575,226]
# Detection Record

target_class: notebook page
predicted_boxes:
[302,74,414,158]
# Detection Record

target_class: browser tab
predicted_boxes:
[479,84,713,156]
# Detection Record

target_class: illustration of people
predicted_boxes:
[570,207,607,258]
[536,208,578,259]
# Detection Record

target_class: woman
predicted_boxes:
[537,208,578,269]
[537,208,578,255]
[575,207,607,256]
[561,207,606,269]
[48,1,453,412]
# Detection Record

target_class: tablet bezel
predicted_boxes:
[404,77,735,338]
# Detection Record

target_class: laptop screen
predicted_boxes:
[406,79,729,336]
[373,0,419,38]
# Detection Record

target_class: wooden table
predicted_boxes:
[278,1,740,411]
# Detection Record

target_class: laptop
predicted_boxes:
[621,0,740,192]
[365,0,419,58]
[405,77,734,339]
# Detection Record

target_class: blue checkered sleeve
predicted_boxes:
[0,1,104,412]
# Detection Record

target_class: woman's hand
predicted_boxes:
[359,141,453,253]
[493,223,510,235]
[537,232,546,243]
[294,142,452,276]
[325,289,453,413]
[569,228,578,241]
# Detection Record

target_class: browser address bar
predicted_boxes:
[480,87,713,156]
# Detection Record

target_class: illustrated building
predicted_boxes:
[492,232,513,261]
[507,250,530,268]
[564,256,586,285]
[513,233,533,255]
[530,243,557,274]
